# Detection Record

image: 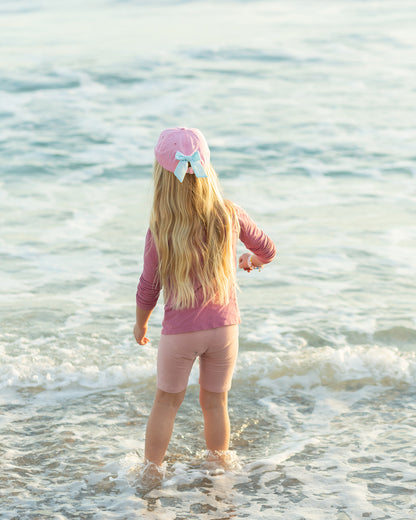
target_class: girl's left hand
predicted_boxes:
[134,323,149,345]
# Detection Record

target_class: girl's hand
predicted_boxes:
[134,323,149,345]
[239,253,253,272]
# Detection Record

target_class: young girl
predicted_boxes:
[134,127,276,473]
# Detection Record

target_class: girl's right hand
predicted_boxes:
[239,253,263,272]
[239,253,253,272]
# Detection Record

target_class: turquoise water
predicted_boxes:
[1,1,415,518]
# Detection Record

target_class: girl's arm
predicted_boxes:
[134,305,153,345]
[236,205,276,271]
[135,229,161,345]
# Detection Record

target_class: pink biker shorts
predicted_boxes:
[157,325,239,393]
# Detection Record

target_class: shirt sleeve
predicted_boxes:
[235,205,277,264]
[136,229,162,310]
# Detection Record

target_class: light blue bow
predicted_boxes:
[174,150,208,182]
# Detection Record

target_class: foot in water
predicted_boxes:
[203,450,241,472]
[131,459,166,493]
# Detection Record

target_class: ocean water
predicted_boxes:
[1,0,416,518]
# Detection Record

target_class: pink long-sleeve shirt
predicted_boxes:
[136,204,276,335]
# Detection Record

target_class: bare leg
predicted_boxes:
[199,388,230,451]
[145,388,186,466]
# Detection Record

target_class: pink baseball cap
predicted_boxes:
[154,127,210,182]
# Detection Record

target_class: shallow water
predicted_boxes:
[1,0,416,518]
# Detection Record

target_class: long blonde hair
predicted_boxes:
[149,160,238,310]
